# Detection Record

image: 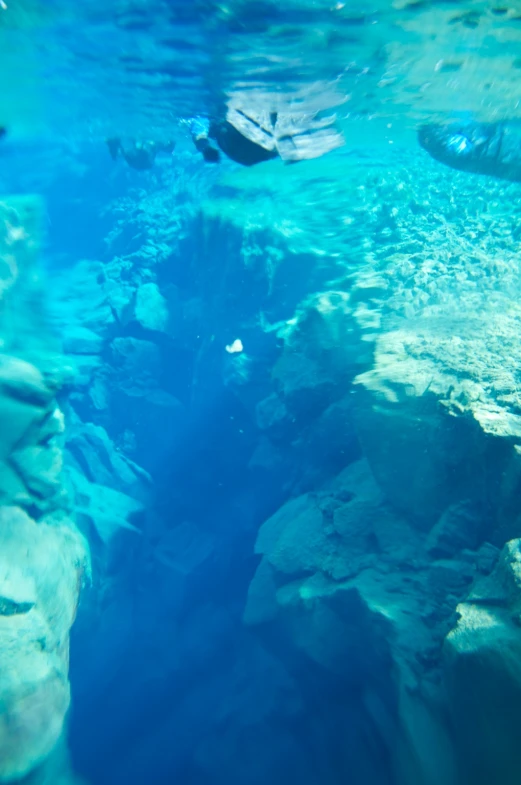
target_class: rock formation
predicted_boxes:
[37,144,521,785]
[240,160,521,784]
[0,199,89,783]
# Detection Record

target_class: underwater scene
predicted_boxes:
[2,2,521,784]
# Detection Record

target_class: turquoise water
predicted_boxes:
[1,3,521,785]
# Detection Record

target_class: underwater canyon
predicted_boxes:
[2,2,521,784]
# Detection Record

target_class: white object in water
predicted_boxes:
[225,338,243,354]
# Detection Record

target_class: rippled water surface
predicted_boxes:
[2,0,521,142]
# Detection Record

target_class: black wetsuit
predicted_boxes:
[208,119,278,166]
[192,129,221,163]
[418,122,521,182]
[191,105,342,167]
[191,119,276,166]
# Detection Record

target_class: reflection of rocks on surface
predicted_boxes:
[224,90,345,163]
[0,200,89,783]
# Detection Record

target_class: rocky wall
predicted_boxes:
[0,199,89,783]
[242,198,521,783]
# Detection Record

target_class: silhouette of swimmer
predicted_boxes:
[191,104,343,167]
[418,121,521,182]
[190,120,221,164]
[107,138,175,170]
[190,119,276,166]
[209,117,278,166]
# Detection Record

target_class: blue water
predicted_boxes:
[2,4,521,785]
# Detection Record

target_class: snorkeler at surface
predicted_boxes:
[418,121,521,183]
[190,116,276,166]
[190,101,344,167]
[190,119,221,163]
[107,138,175,170]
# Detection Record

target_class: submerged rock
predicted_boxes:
[134,282,169,333]
[63,327,104,356]
[0,199,89,782]
[246,456,487,785]
[272,291,367,422]
[444,539,521,785]
[0,506,88,781]
[11,444,64,500]
[0,354,53,407]
[426,502,486,558]
[66,416,151,501]
[353,312,521,537]
[68,468,143,546]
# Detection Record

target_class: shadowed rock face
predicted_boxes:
[418,121,521,182]
[0,199,89,783]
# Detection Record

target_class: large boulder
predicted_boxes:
[353,314,521,534]
[65,415,151,501]
[272,291,368,422]
[245,459,468,785]
[67,468,143,546]
[134,282,169,333]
